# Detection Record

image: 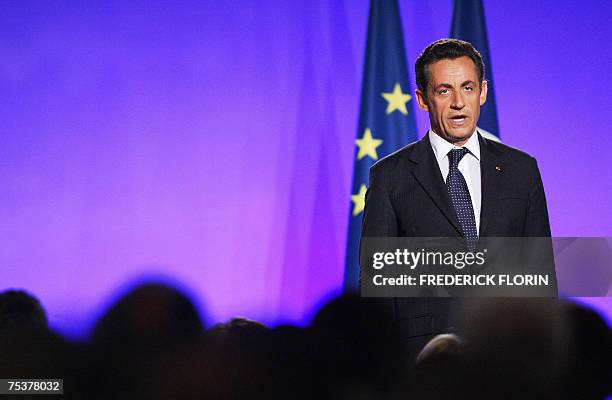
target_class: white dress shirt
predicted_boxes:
[428,129,482,235]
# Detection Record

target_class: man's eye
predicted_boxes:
[464,86,473,91]
[439,89,449,95]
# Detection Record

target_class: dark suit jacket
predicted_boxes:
[360,132,557,339]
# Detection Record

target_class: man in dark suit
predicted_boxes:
[360,39,557,354]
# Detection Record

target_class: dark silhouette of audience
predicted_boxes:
[457,299,569,400]
[557,301,612,399]
[409,333,466,400]
[87,282,205,399]
[0,286,610,399]
[0,290,80,399]
[0,289,47,333]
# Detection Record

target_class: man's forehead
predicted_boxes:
[427,56,479,85]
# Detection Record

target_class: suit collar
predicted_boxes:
[407,131,503,237]
[408,133,463,236]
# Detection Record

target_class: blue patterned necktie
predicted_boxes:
[446,148,478,251]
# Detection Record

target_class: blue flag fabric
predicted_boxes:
[451,0,500,138]
[343,0,418,292]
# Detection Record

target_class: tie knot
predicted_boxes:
[448,148,469,169]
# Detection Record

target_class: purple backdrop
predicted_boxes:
[1,0,611,338]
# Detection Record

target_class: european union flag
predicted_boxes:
[451,0,500,138]
[343,0,418,292]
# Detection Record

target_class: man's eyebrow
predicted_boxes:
[432,83,453,90]
[432,80,477,90]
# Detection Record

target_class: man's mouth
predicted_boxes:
[449,115,469,126]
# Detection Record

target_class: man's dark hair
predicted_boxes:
[415,38,485,93]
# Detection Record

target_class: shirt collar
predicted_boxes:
[428,128,481,163]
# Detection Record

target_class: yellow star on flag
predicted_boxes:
[356,128,383,160]
[381,83,411,115]
[351,184,367,216]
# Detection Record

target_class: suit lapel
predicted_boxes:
[478,133,503,236]
[408,134,463,236]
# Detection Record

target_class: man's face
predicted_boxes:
[416,56,487,146]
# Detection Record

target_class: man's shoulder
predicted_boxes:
[482,135,537,165]
[370,140,420,175]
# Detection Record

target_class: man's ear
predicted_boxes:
[415,89,429,112]
[479,80,488,106]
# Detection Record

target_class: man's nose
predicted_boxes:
[450,92,465,110]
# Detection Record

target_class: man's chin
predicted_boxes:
[442,130,474,145]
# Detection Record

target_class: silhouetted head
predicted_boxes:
[416,333,465,364]
[459,299,568,400]
[0,289,47,333]
[92,282,203,349]
[208,317,268,338]
[309,295,405,397]
[557,301,612,399]
[411,334,467,400]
